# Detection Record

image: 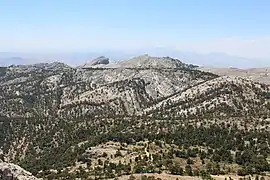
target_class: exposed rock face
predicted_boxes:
[0,57,218,119]
[0,55,270,179]
[0,55,269,120]
[115,54,186,69]
[0,163,40,180]
[82,56,110,68]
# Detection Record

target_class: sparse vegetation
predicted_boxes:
[0,58,270,179]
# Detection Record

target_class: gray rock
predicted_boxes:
[115,54,185,69]
[82,56,110,68]
[0,56,269,120]
[0,163,41,180]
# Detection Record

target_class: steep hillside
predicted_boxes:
[0,56,270,179]
[0,58,217,119]
[145,76,270,119]
[0,63,74,118]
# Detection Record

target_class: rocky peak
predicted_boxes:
[81,56,110,68]
[116,54,185,69]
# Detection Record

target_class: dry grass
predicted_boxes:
[109,173,201,180]
[109,173,270,180]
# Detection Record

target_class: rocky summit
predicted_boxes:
[0,55,270,179]
[81,56,110,68]
[115,54,186,69]
[0,55,268,119]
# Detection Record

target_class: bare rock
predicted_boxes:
[82,56,110,68]
[0,163,41,180]
[116,54,185,69]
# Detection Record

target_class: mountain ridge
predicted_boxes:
[1,50,270,68]
[199,66,270,85]
[0,55,269,119]
[0,55,270,179]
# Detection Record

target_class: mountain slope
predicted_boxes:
[145,76,270,118]
[199,67,270,85]
[0,56,270,179]
[0,58,217,119]
[0,163,40,180]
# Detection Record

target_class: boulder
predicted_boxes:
[0,163,40,180]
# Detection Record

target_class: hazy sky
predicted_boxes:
[0,0,270,59]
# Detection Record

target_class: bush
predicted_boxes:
[187,158,194,165]
[169,164,184,175]
[237,168,249,176]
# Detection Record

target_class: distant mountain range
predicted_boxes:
[1,49,270,68]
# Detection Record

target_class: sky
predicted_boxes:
[0,0,270,60]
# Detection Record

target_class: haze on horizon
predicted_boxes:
[1,0,270,67]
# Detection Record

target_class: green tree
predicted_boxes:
[187,158,194,165]
[185,165,193,176]
[169,164,183,175]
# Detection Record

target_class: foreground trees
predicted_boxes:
[1,116,270,179]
